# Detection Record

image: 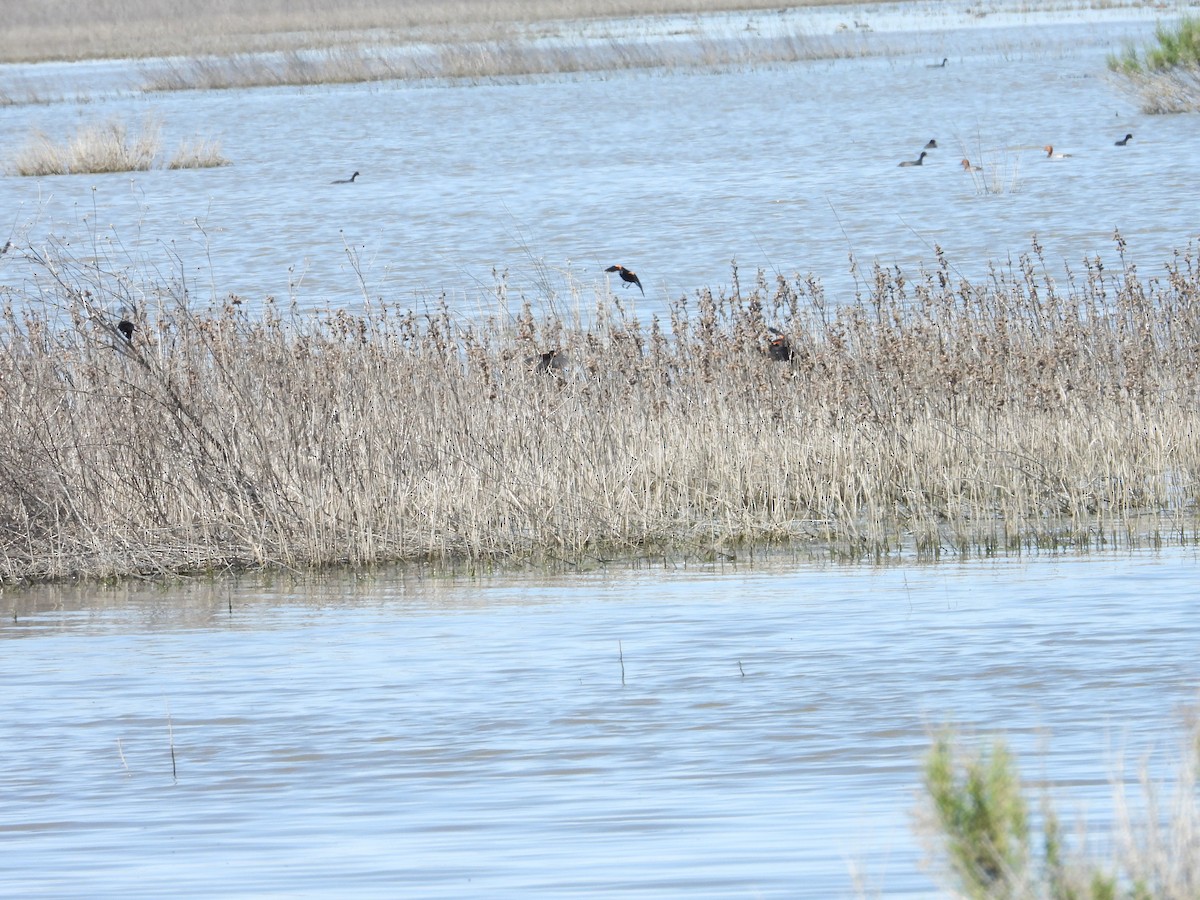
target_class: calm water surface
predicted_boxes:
[3,548,1199,897]
[0,2,1197,318]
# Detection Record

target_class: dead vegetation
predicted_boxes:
[0,233,1197,582]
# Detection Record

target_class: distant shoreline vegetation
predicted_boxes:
[6,117,228,176]
[1,235,1197,583]
[0,0,888,65]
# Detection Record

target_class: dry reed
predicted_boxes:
[1,233,1197,582]
[7,117,228,176]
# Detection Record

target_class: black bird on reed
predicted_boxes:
[331,171,360,184]
[898,151,927,167]
[117,320,135,342]
[606,264,644,295]
[767,327,794,362]
[531,349,565,375]
[1115,133,1133,146]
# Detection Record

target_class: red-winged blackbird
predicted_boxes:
[605,265,644,295]
[117,320,135,342]
[767,328,794,362]
[332,171,360,183]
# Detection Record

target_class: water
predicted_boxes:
[3,548,1199,896]
[0,2,1193,319]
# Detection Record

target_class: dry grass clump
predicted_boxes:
[0,233,1198,581]
[7,117,228,176]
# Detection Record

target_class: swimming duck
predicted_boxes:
[928,58,948,68]
[1043,145,1071,159]
[924,139,938,149]
[605,264,644,295]
[898,151,927,167]
[961,159,982,171]
[331,171,360,184]
[1115,133,1133,146]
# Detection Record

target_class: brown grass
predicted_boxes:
[0,0,888,64]
[6,117,228,176]
[0,233,1197,582]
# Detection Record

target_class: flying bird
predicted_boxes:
[1115,133,1133,146]
[898,151,927,167]
[331,171,360,184]
[606,265,644,295]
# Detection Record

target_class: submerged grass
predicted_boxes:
[0,234,1198,582]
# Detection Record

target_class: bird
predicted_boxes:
[117,320,135,342]
[924,139,938,149]
[331,171,360,184]
[530,349,565,376]
[605,264,644,295]
[1115,133,1133,146]
[898,151,927,167]
[961,158,982,171]
[767,328,794,362]
[1043,145,1071,159]
[928,58,948,68]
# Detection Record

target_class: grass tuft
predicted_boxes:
[921,723,1200,898]
[7,117,228,175]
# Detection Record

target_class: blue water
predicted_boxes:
[3,548,1199,896]
[0,2,1189,320]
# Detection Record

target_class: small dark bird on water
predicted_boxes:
[606,265,644,295]
[331,171,360,184]
[1115,133,1133,146]
[767,328,794,362]
[928,58,948,68]
[898,151,927,167]
[924,139,938,149]
[117,320,135,342]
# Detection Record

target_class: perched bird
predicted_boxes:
[331,171,360,184]
[1043,145,1071,159]
[961,158,982,171]
[767,328,794,362]
[898,151,927,167]
[117,320,135,342]
[605,264,644,295]
[530,349,565,376]
[928,58,948,68]
[1115,133,1133,146]
[924,139,938,150]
